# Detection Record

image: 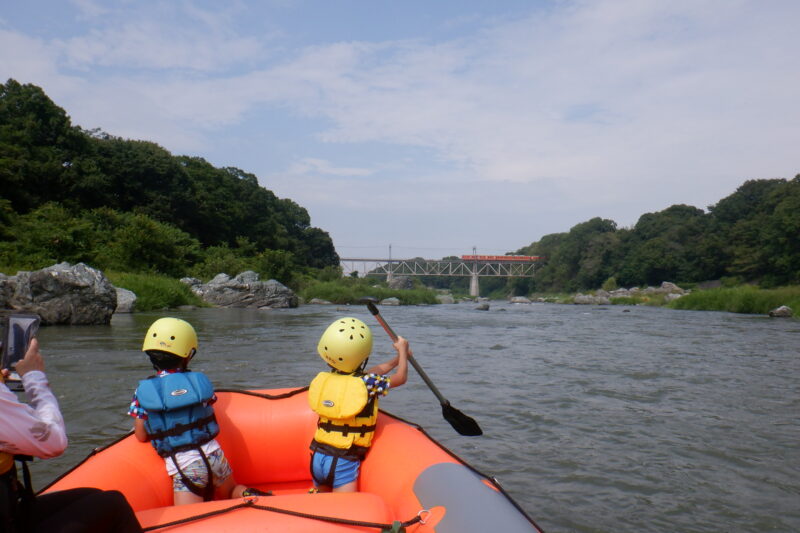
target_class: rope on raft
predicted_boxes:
[140,497,424,532]
[215,387,309,399]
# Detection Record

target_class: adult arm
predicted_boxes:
[0,339,68,458]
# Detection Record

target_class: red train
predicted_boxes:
[460,255,541,262]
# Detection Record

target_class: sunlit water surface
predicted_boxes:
[25,303,800,532]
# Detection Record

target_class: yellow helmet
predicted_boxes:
[317,317,373,373]
[142,317,198,359]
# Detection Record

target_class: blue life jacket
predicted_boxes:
[135,371,219,457]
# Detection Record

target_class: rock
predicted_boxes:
[768,305,793,318]
[3,263,117,325]
[387,276,414,290]
[115,287,137,313]
[660,282,686,294]
[436,294,455,304]
[573,293,611,305]
[380,297,401,306]
[509,296,531,304]
[185,271,298,309]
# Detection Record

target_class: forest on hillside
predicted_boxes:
[415,177,800,296]
[0,79,338,282]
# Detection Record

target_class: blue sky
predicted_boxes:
[2,0,798,260]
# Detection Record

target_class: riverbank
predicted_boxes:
[8,264,796,318]
[533,284,799,317]
[107,271,440,311]
[99,273,800,317]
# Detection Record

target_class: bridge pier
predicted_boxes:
[469,273,479,297]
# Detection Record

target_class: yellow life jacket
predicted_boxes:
[308,372,378,453]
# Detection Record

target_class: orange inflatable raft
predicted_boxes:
[43,388,541,532]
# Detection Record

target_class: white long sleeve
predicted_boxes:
[0,370,68,458]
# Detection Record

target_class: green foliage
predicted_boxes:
[300,277,438,305]
[0,79,338,277]
[0,202,95,268]
[670,286,800,315]
[601,276,618,291]
[89,209,201,277]
[107,272,205,311]
[0,204,202,277]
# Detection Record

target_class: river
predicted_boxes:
[23,302,800,532]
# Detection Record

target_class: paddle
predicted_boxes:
[364,300,483,436]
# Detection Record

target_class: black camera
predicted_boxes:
[1,313,40,391]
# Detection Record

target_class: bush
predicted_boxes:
[107,272,205,311]
[300,278,438,305]
[670,286,800,315]
[602,276,618,291]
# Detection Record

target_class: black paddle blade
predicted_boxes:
[442,402,483,436]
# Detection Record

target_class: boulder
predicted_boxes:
[768,305,793,318]
[183,271,298,309]
[660,282,686,294]
[573,293,611,305]
[115,287,137,313]
[2,263,117,325]
[387,276,414,290]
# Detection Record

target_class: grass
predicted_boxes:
[669,285,800,315]
[106,272,206,312]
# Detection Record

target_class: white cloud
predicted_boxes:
[2,0,798,254]
[56,15,264,72]
[288,158,373,177]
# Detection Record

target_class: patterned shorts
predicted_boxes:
[172,448,233,493]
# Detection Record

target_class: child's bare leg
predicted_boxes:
[215,476,239,499]
[173,491,203,506]
[229,483,250,499]
[332,481,357,493]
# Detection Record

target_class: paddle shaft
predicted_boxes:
[367,304,450,407]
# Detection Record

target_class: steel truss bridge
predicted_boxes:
[339,257,538,297]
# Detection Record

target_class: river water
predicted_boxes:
[23,302,800,532]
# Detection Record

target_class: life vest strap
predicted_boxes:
[148,413,217,441]
[317,420,376,437]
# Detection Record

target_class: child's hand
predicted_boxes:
[392,336,409,353]
[15,338,45,376]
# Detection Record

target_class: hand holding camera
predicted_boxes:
[1,314,41,391]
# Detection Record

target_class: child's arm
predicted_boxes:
[133,418,149,442]
[366,336,410,387]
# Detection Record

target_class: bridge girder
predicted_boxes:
[339,258,536,278]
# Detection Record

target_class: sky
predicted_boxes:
[1,0,798,261]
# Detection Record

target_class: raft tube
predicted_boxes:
[44,388,542,532]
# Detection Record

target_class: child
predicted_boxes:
[128,317,251,505]
[307,317,409,493]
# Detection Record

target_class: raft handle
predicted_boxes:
[417,509,431,525]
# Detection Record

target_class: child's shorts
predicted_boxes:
[311,452,360,488]
[172,448,233,492]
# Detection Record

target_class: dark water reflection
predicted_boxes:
[26,303,800,532]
